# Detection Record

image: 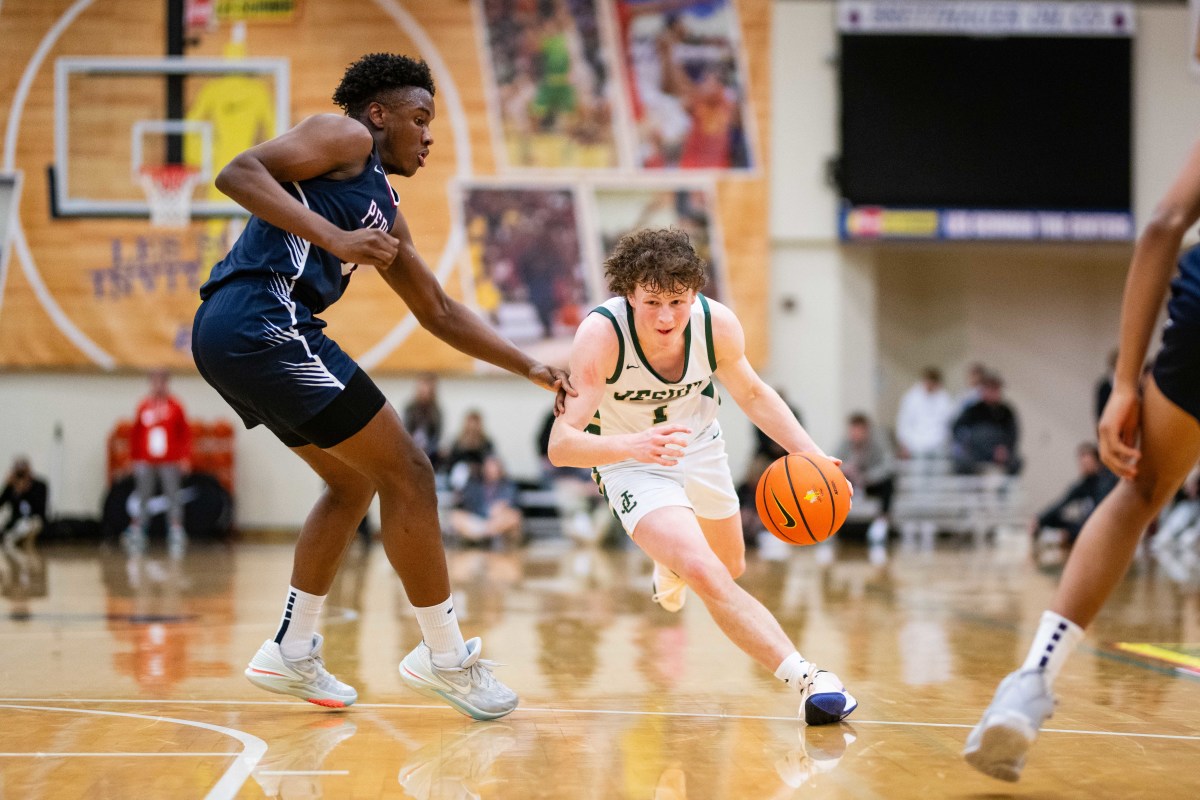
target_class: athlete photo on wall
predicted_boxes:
[594,184,725,301]
[459,184,593,367]
[476,0,621,169]
[614,0,756,171]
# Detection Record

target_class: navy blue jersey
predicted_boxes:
[200,147,399,313]
[1167,241,1200,325]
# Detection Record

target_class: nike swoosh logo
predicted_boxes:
[626,364,640,369]
[771,490,797,528]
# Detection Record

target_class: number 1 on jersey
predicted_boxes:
[652,404,668,424]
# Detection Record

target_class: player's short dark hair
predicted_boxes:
[604,228,707,297]
[332,53,435,118]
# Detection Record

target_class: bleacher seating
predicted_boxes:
[891,459,1024,538]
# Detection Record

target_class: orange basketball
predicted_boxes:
[755,453,851,545]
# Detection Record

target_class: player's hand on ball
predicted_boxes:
[631,424,691,465]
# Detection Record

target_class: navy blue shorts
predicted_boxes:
[1153,250,1200,424]
[192,275,386,448]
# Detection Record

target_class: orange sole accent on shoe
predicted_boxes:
[305,698,347,708]
[248,668,289,678]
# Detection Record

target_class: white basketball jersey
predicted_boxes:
[587,294,721,441]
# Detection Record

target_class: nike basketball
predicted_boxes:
[755,453,851,545]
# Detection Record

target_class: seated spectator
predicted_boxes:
[736,453,773,548]
[951,372,1021,475]
[403,372,443,471]
[537,407,609,544]
[956,362,988,415]
[833,413,897,544]
[447,455,523,547]
[755,389,802,462]
[1,456,48,548]
[895,367,956,461]
[1151,461,1200,552]
[444,409,495,490]
[1031,443,1117,547]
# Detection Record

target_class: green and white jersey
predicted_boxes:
[587,294,721,442]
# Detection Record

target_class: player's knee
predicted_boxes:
[674,554,733,598]
[376,447,437,500]
[1129,466,1179,512]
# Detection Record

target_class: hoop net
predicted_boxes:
[138,165,200,228]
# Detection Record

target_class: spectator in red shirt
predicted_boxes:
[125,369,192,555]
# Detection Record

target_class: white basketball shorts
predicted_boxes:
[595,421,740,537]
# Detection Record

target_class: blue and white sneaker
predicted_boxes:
[963,669,1056,782]
[802,669,858,726]
[400,637,518,720]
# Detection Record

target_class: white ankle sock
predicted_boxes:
[774,652,813,689]
[414,596,469,668]
[1021,610,1084,686]
[276,586,325,660]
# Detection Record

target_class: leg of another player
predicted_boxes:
[965,377,1200,780]
[326,404,517,718]
[1051,377,1200,627]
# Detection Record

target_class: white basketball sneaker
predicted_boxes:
[399,637,518,720]
[800,669,858,726]
[651,563,687,612]
[963,668,1056,782]
[244,634,358,708]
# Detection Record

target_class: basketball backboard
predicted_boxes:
[53,55,289,219]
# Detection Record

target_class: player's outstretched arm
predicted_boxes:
[708,300,828,458]
[548,314,690,468]
[1102,137,1200,479]
[215,114,399,269]
[377,210,571,395]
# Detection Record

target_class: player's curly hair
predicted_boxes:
[604,228,708,297]
[332,53,435,118]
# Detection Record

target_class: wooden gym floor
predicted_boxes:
[1,532,1198,799]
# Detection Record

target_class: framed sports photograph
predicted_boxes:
[475,0,622,170]
[613,0,756,171]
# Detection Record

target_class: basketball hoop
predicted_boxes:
[137,165,200,228]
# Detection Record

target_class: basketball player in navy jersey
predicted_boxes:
[547,228,856,725]
[965,141,1200,780]
[192,53,570,718]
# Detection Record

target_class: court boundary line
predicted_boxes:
[3,699,1197,743]
[0,704,265,800]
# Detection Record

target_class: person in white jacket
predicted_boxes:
[895,367,956,461]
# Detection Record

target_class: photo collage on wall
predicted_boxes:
[466,0,745,354]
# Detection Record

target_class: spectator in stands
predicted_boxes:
[736,453,772,548]
[833,412,897,545]
[448,455,524,548]
[403,372,443,472]
[957,362,988,415]
[1,456,48,549]
[952,372,1021,475]
[754,389,802,462]
[125,369,192,556]
[1094,349,1118,426]
[1031,443,1117,547]
[444,409,496,491]
[1151,461,1200,553]
[895,367,956,461]
[537,406,608,544]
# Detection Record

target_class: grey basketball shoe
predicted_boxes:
[963,668,1056,782]
[400,637,518,720]
[244,634,358,708]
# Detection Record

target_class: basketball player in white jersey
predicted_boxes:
[548,228,857,724]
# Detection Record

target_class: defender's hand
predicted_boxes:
[528,365,575,414]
